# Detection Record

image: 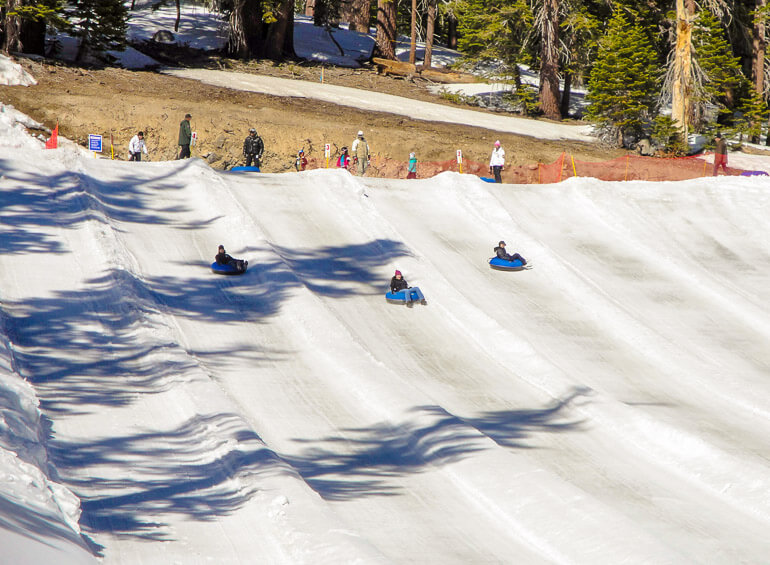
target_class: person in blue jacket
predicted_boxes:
[494,241,526,265]
[390,270,426,305]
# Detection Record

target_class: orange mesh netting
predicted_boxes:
[300,152,745,183]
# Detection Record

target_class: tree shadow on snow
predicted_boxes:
[48,412,286,548]
[285,388,590,501]
[0,158,207,256]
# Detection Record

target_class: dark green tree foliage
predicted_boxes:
[586,10,660,144]
[66,0,128,61]
[452,0,532,69]
[735,86,769,142]
[692,10,744,127]
[652,115,687,156]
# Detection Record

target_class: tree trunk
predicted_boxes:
[20,16,46,55]
[423,0,436,68]
[671,0,695,136]
[227,0,262,59]
[267,0,296,60]
[175,0,181,32]
[539,0,561,120]
[447,11,457,50]
[343,0,370,33]
[375,0,397,59]
[409,0,417,64]
[753,0,766,144]
[3,0,22,54]
[560,69,572,119]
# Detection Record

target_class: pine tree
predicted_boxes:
[452,0,532,70]
[586,10,660,146]
[66,0,128,62]
[691,10,744,130]
[735,86,769,143]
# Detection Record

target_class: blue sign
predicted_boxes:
[88,134,103,152]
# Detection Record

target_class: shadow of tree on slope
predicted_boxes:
[285,388,590,501]
[0,158,205,256]
[49,413,283,547]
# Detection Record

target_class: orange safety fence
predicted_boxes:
[300,151,745,183]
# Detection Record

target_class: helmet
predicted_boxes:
[357,130,364,137]
[249,128,256,134]
[298,149,304,154]
[494,140,501,147]
[498,240,506,246]
[395,269,402,276]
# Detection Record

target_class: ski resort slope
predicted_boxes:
[2,135,770,565]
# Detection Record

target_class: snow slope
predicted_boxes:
[2,94,770,563]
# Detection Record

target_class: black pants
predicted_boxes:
[492,165,503,183]
[245,154,261,168]
[178,144,190,159]
[129,152,141,162]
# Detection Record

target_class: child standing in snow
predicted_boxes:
[128,131,148,161]
[337,146,351,170]
[295,149,308,171]
[407,152,417,179]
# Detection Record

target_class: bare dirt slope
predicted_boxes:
[0,58,623,174]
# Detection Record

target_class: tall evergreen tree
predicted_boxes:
[691,10,744,129]
[66,0,128,62]
[586,10,661,145]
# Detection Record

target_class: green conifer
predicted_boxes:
[66,0,128,62]
[586,10,661,145]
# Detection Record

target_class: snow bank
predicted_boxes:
[0,54,36,86]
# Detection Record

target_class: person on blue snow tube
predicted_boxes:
[215,245,247,272]
[390,270,426,305]
[494,241,527,265]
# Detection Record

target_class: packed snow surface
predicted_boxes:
[2,96,770,564]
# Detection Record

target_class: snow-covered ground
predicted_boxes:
[3,46,770,563]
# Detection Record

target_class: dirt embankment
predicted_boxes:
[0,58,623,174]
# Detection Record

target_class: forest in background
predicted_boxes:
[1,0,769,150]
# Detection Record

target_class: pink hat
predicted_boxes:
[395,270,402,276]
[494,140,501,147]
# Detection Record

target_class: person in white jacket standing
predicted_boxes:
[128,131,148,162]
[489,140,505,183]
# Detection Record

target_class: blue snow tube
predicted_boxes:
[211,261,248,275]
[480,177,496,183]
[386,289,423,304]
[740,170,769,176]
[230,166,260,172]
[489,257,525,271]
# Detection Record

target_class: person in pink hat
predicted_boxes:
[489,140,505,183]
[389,269,426,305]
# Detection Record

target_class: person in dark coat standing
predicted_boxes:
[243,128,264,168]
[713,132,728,176]
[494,241,526,265]
[178,113,192,159]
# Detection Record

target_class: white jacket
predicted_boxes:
[129,135,148,155]
[489,147,505,167]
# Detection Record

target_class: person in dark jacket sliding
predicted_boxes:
[243,128,264,168]
[494,241,527,265]
[390,269,426,305]
[215,245,247,272]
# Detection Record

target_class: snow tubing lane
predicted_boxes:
[489,257,525,271]
[211,261,248,275]
[386,289,423,304]
[230,166,261,172]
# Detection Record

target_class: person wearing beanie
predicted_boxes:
[351,130,370,176]
[713,132,728,176]
[389,269,426,305]
[489,140,505,183]
[407,152,417,179]
[494,240,526,265]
